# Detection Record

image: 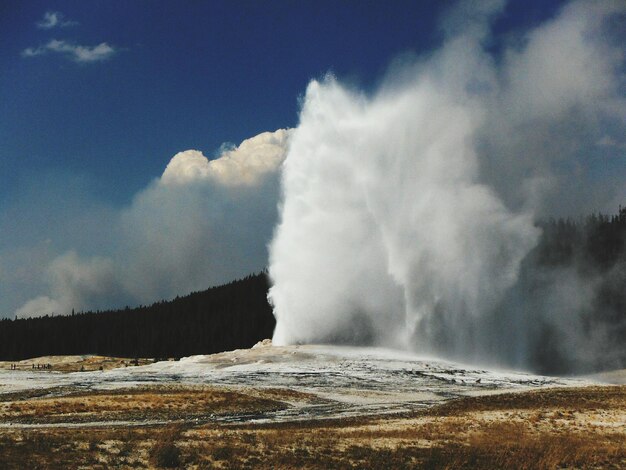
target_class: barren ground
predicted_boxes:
[0,345,624,469]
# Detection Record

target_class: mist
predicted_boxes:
[268,0,626,373]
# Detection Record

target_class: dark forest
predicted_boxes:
[0,273,275,361]
[525,206,626,373]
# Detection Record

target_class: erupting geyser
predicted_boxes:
[268,0,626,372]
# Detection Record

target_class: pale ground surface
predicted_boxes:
[588,369,626,385]
[0,342,598,425]
[0,343,624,468]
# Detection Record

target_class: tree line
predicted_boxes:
[526,205,626,373]
[535,206,626,270]
[0,272,275,361]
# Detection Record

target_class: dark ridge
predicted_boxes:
[0,272,275,361]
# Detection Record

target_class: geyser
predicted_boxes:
[268,0,626,372]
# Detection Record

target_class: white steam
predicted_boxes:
[268,0,626,368]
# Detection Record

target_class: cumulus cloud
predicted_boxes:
[11,129,290,318]
[162,130,291,186]
[117,129,291,304]
[36,11,77,29]
[22,39,117,63]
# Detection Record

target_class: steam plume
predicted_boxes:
[268,0,626,371]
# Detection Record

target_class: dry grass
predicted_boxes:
[0,385,624,469]
[0,385,287,424]
[0,427,151,469]
[149,425,183,468]
[430,385,626,415]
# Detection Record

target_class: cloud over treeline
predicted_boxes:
[268,0,626,372]
[7,129,290,319]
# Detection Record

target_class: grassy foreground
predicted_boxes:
[0,385,624,469]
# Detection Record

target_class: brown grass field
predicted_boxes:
[0,380,624,469]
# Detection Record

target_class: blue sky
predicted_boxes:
[11,0,625,320]
[1,0,564,205]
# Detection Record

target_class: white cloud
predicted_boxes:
[161,129,291,186]
[15,251,119,319]
[36,11,77,29]
[12,129,291,318]
[22,39,116,63]
[14,296,64,319]
[119,128,291,303]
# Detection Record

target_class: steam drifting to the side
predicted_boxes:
[268,1,626,371]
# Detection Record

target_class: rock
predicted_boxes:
[252,339,273,349]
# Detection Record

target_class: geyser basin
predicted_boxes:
[0,344,592,424]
